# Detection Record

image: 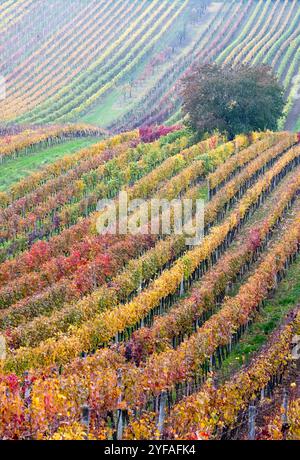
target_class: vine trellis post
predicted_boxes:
[116,368,124,440]
[81,405,90,440]
[157,391,167,438]
[281,388,290,439]
[248,405,256,440]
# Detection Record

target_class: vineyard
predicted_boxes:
[0,125,299,441]
[1,0,300,445]
[1,0,300,130]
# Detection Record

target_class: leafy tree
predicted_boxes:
[181,63,285,139]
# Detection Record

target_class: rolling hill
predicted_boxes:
[1,0,300,130]
[0,127,300,439]
[1,0,300,442]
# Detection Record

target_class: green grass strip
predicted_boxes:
[0,137,101,191]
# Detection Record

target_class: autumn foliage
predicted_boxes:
[0,128,299,440]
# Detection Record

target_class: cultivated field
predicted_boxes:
[1,0,300,442]
[0,127,300,439]
[2,1,300,130]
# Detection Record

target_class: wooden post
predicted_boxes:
[248,405,256,440]
[209,355,213,372]
[117,410,123,441]
[157,391,167,438]
[81,405,90,439]
[281,388,290,439]
[117,369,123,440]
[23,371,32,407]
[180,277,184,297]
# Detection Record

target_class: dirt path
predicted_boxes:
[285,97,300,131]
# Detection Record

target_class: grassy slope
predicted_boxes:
[0,137,101,191]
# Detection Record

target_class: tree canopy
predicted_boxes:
[181,64,285,139]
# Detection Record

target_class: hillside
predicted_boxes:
[1,0,300,130]
[0,127,300,440]
[1,0,300,444]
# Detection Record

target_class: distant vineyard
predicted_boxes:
[0,0,192,124]
[0,125,300,440]
[0,124,105,162]
[2,1,300,130]
[113,0,300,131]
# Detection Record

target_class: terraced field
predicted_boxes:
[0,126,300,440]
